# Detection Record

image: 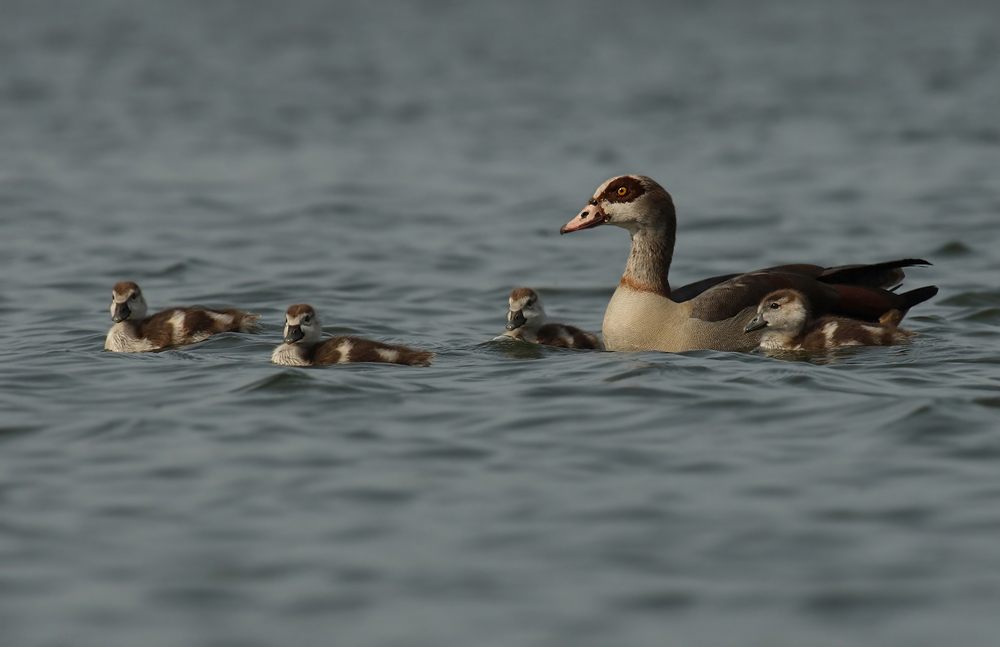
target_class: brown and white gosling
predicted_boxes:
[494,287,603,349]
[105,281,260,353]
[744,289,915,351]
[271,304,434,367]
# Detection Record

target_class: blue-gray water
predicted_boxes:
[2,1,1000,645]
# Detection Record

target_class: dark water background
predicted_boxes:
[2,1,1000,645]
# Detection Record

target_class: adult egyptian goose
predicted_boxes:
[105,281,260,352]
[271,304,434,367]
[560,175,938,352]
[744,289,916,350]
[494,287,603,349]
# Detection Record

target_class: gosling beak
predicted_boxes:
[112,302,130,323]
[284,325,304,344]
[560,201,608,234]
[506,310,527,331]
[744,314,768,333]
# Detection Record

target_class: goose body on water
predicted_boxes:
[560,175,938,353]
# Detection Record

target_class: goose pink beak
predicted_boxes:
[560,202,608,234]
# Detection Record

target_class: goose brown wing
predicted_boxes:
[763,259,929,289]
[688,272,842,323]
[670,267,824,303]
[828,284,938,321]
[689,271,932,323]
[815,258,930,289]
[671,259,930,303]
[669,273,741,303]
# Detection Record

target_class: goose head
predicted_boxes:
[560,175,676,236]
[283,304,323,344]
[744,289,810,335]
[110,281,148,322]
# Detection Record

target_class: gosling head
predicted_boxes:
[110,281,149,323]
[283,304,323,345]
[744,289,810,336]
[504,287,547,334]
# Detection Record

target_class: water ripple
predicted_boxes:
[2,2,1000,646]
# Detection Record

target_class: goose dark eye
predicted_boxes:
[770,302,780,309]
[617,186,627,196]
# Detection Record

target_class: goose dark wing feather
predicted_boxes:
[816,258,931,289]
[669,259,928,304]
[677,259,934,322]
[669,273,741,303]
[689,272,842,322]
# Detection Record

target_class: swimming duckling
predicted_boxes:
[105,281,260,352]
[271,304,434,367]
[744,289,915,351]
[494,287,602,349]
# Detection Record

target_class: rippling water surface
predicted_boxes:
[2,1,1000,645]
